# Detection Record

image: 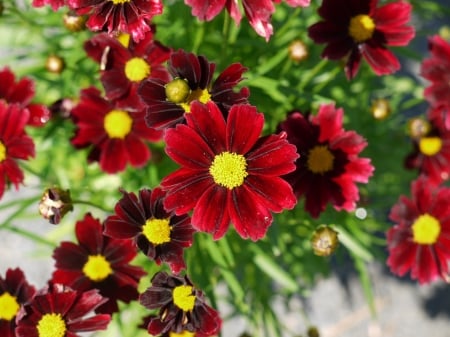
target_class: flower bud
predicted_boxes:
[307,326,320,337]
[288,40,308,63]
[46,55,65,74]
[165,78,191,104]
[407,117,431,139]
[370,98,390,120]
[39,187,73,225]
[63,11,86,32]
[311,226,339,257]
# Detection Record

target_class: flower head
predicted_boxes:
[84,31,171,111]
[31,0,65,11]
[70,87,163,174]
[138,49,249,130]
[421,35,450,109]
[104,187,194,274]
[51,213,146,314]
[161,101,298,241]
[0,102,35,200]
[68,0,163,42]
[0,268,36,337]
[405,111,450,185]
[387,176,450,284]
[277,104,374,218]
[0,67,50,126]
[308,0,415,79]
[38,187,73,225]
[185,0,310,41]
[15,284,111,337]
[139,271,221,336]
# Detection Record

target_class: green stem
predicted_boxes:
[72,199,112,213]
[2,225,57,247]
[297,58,329,92]
[0,195,39,229]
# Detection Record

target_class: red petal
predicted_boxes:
[227,104,263,154]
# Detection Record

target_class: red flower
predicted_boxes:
[277,104,374,218]
[84,31,171,111]
[0,67,50,127]
[0,268,36,337]
[185,0,310,41]
[138,49,249,130]
[139,272,221,336]
[421,35,450,109]
[308,0,415,79]
[31,0,65,10]
[405,111,450,185]
[104,188,194,273]
[0,102,35,200]
[161,101,298,241]
[68,0,163,42]
[15,284,111,337]
[70,87,162,174]
[52,213,146,314]
[387,176,450,284]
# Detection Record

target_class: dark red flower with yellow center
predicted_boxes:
[138,49,249,130]
[387,176,450,284]
[104,187,194,273]
[51,213,146,314]
[0,268,36,337]
[15,284,111,337]
[405,111,450,185]
[421,35,450,109]
[139,271,221,336]
[70,87,162,174]
[0,102,35,200]
[84,31,171,111]
[185,0,310,41]
[161,101,298,241]
[308,0,415,79]
[277,104,374,218]
[0,67,50,127]
[68,0,162,42]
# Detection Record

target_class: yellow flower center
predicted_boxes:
[103,109,133,139]
[116,33,130,48]
[110,0,130,4]
[307,145,334,174]
[0,292,20,321]
[172,285,196,312]
[348,14,376,42]
[412,214,441,245]
[82,255,113,282]
[209,152,248,189]
[419,136,442,156]
[37,313,66,337]
[142,218,171,245]
[180,88,211,113]
[124,57,151,82]
[0,141,6,162]
[169,331,196,337]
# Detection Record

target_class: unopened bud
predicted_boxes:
[63,11,86,32]
[39,187,73,224]
[165,78,191,104]
[46,55,65,74]
[371,98,390,120]
[307,326,320,337]
[288,40,308,63]
[311,226,339,257]
[407,117,431,139]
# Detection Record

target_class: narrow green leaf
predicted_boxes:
[335,226,373,262]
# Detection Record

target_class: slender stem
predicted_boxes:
[2,225,57,247]
[297,58,328,91]
[0,195,39,229]
[72,199,112,213]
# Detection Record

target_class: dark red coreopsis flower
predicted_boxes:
[68,0,163,42]
[104,187,194,273]
[0,102,35,200]
[52,213,146,314]
[31,0,65,10]
[0,268,36,337]
[71,87,162,174]
[308,0,415,79]
[185,0,310,41]
[138,49,249,130]
[277,104,374,218]
[0,67,50,127]
[405,111,450,185]
[139,271,221,336]
[421,35,450,109]
[387,176,450,284]
[15,284,111,337]
[161,101,298,241]
[84,31,171,110]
